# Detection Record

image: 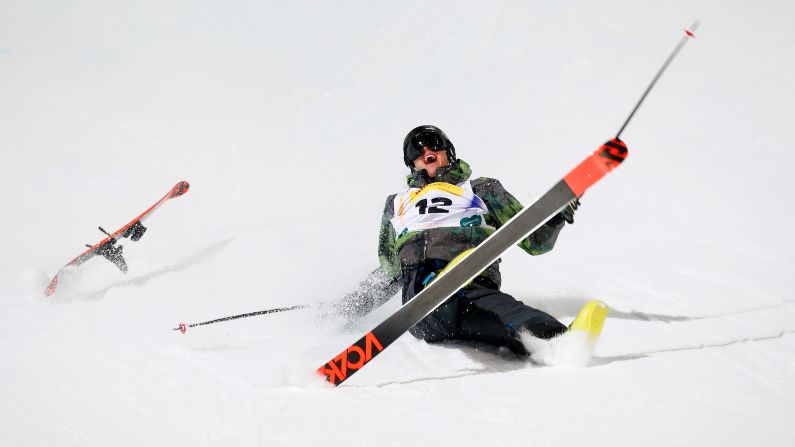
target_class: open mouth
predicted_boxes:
[423,153,438,164]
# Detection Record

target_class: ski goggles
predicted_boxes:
[404,132,447,162]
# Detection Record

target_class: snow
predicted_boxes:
[2,0,795,445]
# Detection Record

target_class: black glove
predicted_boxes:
[559,199,580,224]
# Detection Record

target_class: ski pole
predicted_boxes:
[173,304,310,333]
[615,21,699,139]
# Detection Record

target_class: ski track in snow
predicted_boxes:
[2,1,795,446]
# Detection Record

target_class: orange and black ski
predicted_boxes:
[45,181,190,296]
[317,140,627,385]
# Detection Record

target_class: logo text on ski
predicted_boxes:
[317,332,384,385]
[598,139,628,165]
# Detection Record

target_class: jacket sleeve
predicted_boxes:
[472,177,566,256]
[377,194,401,279]
[330,267,402,319]
[328,195,402,320]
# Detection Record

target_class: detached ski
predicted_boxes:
[317,139,628,385]
[45,181,190,296]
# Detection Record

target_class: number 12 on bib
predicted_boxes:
[317,139,628,386]
[391,180,494,235]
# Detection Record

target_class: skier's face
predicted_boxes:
[412,146,449,178]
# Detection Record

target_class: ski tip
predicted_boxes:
[563,139,628,197]
[568,300,609,340]
[44,275,59,297]
[317,331,385,387]
[169,181,190,199]
[316,365,337,385]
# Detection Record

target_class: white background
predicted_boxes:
[1,1,794,445]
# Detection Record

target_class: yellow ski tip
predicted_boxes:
[568,300,609,340]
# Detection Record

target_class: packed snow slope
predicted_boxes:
[2,1,795,445]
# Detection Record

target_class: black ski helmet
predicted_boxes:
[402,125,456,169]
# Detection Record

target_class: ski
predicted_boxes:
[45,181,190,296]
[317,139,627,385]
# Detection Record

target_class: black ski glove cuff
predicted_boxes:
[559,199,580,224]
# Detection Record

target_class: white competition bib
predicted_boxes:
[391,181,494,237]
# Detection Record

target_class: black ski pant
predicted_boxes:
[402,265,566,356]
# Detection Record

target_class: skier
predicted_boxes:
[335,125,587,356]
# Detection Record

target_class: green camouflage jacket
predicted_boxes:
[378,159,565,282]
